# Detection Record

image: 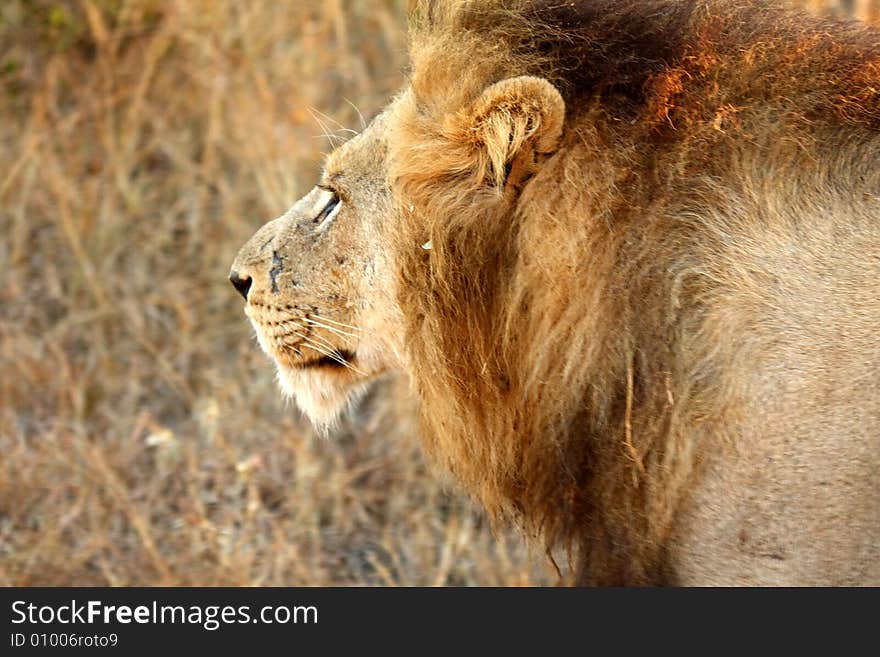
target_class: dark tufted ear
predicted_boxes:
[447,75,565,191]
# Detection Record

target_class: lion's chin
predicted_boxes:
[276,365,370,431]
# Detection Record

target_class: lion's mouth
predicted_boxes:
[272,344,373,429]
[243,307,362,375]
[298,349,357,370]
[245,311,388,427]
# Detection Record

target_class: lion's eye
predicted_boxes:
[314,191,341,229]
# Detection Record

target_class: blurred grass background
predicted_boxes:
[1,0,877,586]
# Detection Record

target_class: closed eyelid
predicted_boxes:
[320,175,350,203]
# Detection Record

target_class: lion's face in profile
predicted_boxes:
[230,71,565,430]
[230,113,404,428]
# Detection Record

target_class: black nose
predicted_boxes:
[229,270,252,300]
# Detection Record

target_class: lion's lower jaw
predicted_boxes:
[276,365,370,431]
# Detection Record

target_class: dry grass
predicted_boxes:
[0,0,875,586]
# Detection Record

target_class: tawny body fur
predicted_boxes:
[231,1,880,585]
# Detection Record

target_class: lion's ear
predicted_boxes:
[450,75,565,191]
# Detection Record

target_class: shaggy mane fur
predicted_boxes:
[386,1,880,584]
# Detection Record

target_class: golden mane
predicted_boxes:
[385,1,880,583]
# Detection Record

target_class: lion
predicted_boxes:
[230,0,880,585]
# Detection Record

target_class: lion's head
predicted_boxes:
[231,1,880,585]
[229,57,566,430]
[229,112,406,428]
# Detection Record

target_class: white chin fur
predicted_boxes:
[276,365,368,432]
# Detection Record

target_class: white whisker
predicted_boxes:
[308,108,343,148]
[311,107,360,136]
[300,339,366,376]
[295,331,343,354]
[344,98,367,131]
[310,314,367,334]
[294,332,366,376]
[303,317,360,339]
[299,339,335,359]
